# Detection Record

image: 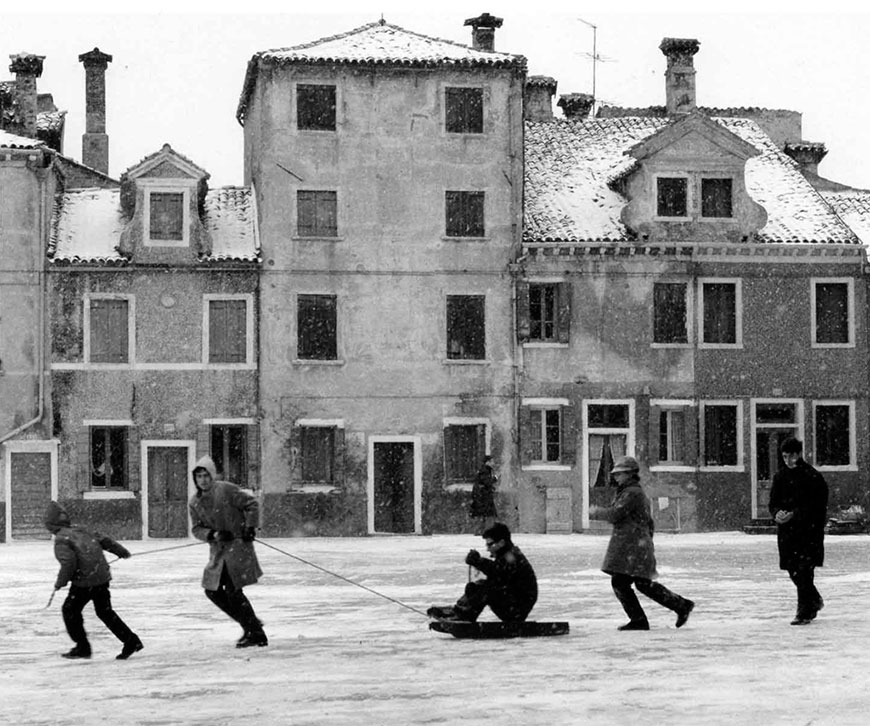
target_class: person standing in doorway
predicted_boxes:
[768,437,829,625]
[189,455,267,647]
[470,455,498,533]
[590,455,695,631]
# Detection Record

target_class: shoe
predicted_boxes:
[790,616,813,626]
[675,600,695,628]
[427,606,455,619]
[236,630,268,648]
[617,619,650,631]
[62,645,92,659]
[437,612,475,622]
[116,638,144,660]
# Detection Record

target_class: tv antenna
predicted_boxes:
[577,18,615,104]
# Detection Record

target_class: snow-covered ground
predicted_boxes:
[2,531,869,726]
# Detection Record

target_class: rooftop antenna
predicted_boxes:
[577,18,615,105]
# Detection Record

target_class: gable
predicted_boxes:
[139,159,200,180]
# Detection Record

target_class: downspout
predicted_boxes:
[0,158,47,445]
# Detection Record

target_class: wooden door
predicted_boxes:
[10,452,52,539]
[147,447,189,537]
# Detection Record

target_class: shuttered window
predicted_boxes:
[702,282,737,345]
[444,424,485,484]
[445,87,483,133]
[298,294,337,360]
[149,192,184,241]
[814,282,850,345]
[89,298,129,363]
[297,84,336,131]
[209,299,247,363]
[210,425,247,485]
[446,295,485,360]
[653,283,688,344]
[445,191,485,238]
[297,191,338,238]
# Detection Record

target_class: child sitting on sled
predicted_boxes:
[428,522,538,622]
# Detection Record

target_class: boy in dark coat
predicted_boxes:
[189,455,267,648]
[44,501,143,660]
[428,522,538,623]
[590,456,695,631]
[768,437,829,625]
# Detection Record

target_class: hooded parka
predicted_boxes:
[599,475,658,579]
[189,456,262,591]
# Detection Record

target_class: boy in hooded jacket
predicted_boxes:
[44,500,143,660]
[189,455,267,648]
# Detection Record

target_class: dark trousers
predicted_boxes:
[455,581,535,623]
[205,565,263,634]
[788,565,822,617]
[62,583,137,650]
[611,574,688,623]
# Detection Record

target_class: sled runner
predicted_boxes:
[428,620,569,639]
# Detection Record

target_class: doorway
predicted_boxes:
[368,436,421,534]
[142,441,195,538]
[751,400,802,519]
[4,440,58,541]
[582,401,635,529]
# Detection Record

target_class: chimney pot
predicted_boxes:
[659,37,700,116]
[464,12,503,52]
[783,141,828,176]
[525,76,558,121]
[79,47,112,174]
[8,52,45,139]
[558,92,594,120]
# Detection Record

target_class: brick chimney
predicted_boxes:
[8,52,45,138]
[659,38,700,116]
[783,142,828,176]
[525,76,557,121]
[464,12,503,52]
[78,47,112,174]
[557,93,594,121]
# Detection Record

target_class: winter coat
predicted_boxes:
[598,477,658,579]
[470,463,497,518]
[44,501,130,590]
[768,459,828,570]
[189,456,263,591]
[473,543,538,613]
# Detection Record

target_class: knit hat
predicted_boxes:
[44,501,71,532]
[611,455,640,473]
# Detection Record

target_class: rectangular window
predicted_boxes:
[149,191,184,241]
[90,426,127,489]
[210,425,247,486]
[444,424,485,485]
[814,281,850,345]
[588,404,629,429]
[89,298,129,364]
[297,294,337,360]
[297,84,336,131]
[701,281,739,345]
[208,299,248,364]
[529,284,558,342]
[445,191,485,238]
[658,409,687,465]
[300,426,336,484]
[703,404,738,467]
[815,403,852,467]
[297,190,338,238]
[531,408,561,463]
[657,177,687,217]
[446,295,485,360]
[445,87,483,133]
[701,178,733,218]
[653,282,688,344]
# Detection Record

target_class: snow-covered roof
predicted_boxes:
[36,109,66,133]
[524,116,860,245]
[237,20,526,123]
[50,186,259,263]
[821,189,870,248]
[0,129,43,149]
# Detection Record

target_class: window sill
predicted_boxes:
[145,239,189,248]
[523,342,569,349]
[811,343,855,349]
[203,363,257,370]
[698,466,745,473]
[697,343,743,350]
[522,464,572,471]
[817,465,858,473]
[293,359,345,366]
[649,465,696,473]
[288,485,339,494]
[292,236,344,242]
[650,343,692,349]
[441,236,489,242]
[83,490,136,500]
[445,483,473,493]
[442,359,489,366]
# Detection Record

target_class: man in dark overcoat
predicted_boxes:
[189,455,267,647]
[470,455,498,533]
[768,437,829,625]
[590,456,695,631]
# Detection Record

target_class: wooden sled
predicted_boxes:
[429,620,569,639]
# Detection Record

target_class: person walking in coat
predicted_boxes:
[189,455,267,648]
[768,437,829,625]
[470,455,498,533]
[44,501,143,660]
[427,522,538,623]
[590,456,695,631]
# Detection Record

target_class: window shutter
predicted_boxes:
[519,407,534,466]
[290,426,302,485]
[334,427,346,487]
[557,282,572,344]
[516,281,530,342]
[476,424,487,462]
[109,300,129,363]
[77,427,91,492]
[127,427,141,492]
[560,406,577,467]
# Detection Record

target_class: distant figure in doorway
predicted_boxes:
[590,456,695,631]
[768,437,829,625]
[189,455,267,648]
[427,522,538,623]
[470,455,498,533]
[44,500,143,660]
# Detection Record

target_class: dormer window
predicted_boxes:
[656,177,687,217]
[144,187,189,247]
[701,178,733,218]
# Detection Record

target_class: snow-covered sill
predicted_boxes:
[650,343,692,349]
[522,464,572,471]
[649,465,696,473]
[445,483,473,493]
[83,490,136,500]
[522,342,569,349]
[292,359,345,366]
[817,466,859,473]
[287,486,339,495]
[698,466,745,473]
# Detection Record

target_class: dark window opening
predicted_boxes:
[445,191,485,238]
[91,427,127,489]
[815,282,849,344]
[529,284,558,341]
[209,299,247,364]
[657,177,687,217]
[301,427,336,484]
[297,84,336,131]
[149,192,184,241]
[816,405,850,466]
[756,403,796,425]
[588,404,629,429]
[444,424,485,485]
[653,283,688,344]
[211,425,247,486]
[297,190,337,238]
[704,405,738,466]
[298,294,337,360]
[445,87,483,133]
[702,282,737,344]
[701,178,733,218]
[446,295,485,360]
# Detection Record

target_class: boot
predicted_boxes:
[116,637,144,660]
[62,644,92,659]
[675,600,695,628]
[617,619,650,631]
[236,630,269,648]
[427,605,455,619]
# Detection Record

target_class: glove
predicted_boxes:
[241,527,257,543]
[465,549,482,566]
[209,530,234,542]
[121,551,132,559]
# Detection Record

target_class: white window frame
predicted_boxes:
[83,293,135,367]
[651,281,694,348]
[649,399,696,472]
[653,173,691,221]
[293,419,345,494]
[143,185,190,247]
[442,417,491,492]
[811,278,855,349]
[812,400,857,471]
[521,397,571,471]
[202,294,255,368]
[698,278,743,349]
[699,399,744,472]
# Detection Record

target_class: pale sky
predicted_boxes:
[4,2,870,189]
